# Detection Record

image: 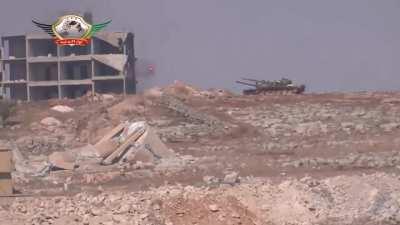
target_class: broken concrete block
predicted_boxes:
[223,172,239,184]
[77,144,100,158]
[91,121,175,166]
[95,139,120,159]
[136,128,175,159]
[12,147,25,171]
[209,204,219,212]
[126,146,155,163]
[40,117,61,126]
[51,105,74,113]
[48,151,77,170]
[102,94,115,101]
[120,121,147,143]
[94,123,125,158]
[120,125,175,164]
[102,126,146,165]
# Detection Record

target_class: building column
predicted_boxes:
[91,60,95,96]
[90,41,95,96]
[123,77,126,96]
[57,45,61,99]
[25,37,30,101]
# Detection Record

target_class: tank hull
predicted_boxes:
[237,78,305,95]
[242,85,305,95]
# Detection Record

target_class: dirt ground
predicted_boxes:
[2,82,400,224]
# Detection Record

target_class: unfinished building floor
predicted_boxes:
[0,32,136,101]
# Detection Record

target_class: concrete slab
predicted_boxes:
[94,123,125,158]
[94,32,127,48]
[0,174,12,195]
[92,54,127,72]
[138,128,175,159]
[0,148,12,173]
[48,151,76,170]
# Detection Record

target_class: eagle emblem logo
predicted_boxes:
[32,15,111,46]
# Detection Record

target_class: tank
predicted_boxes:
[236,77,305,95]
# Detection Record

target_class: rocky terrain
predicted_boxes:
[2,82,400,224]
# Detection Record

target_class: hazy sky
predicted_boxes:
[1,0,400,92]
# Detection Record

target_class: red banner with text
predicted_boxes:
[54,38,90,46]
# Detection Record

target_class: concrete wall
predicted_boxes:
[93,38,122,55]
[60,45,90,56]
[94,61,119,76]
[94,80,123,94]
[61,61,91,80]
[2,37,26,58]
[29,62,58,81]
[10,84,27,100]
[125,33,136,94]
[28,39,57,57]
[30,86,58,101]
[61,85,91,98]
[3,61,27,81]
[2,64,9,81]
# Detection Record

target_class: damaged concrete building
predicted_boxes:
[0,32,136,101]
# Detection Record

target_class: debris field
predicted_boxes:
[2,81,400,225]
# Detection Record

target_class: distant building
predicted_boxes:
[0,31,136,101]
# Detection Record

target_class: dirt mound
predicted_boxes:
[163,195,258,225]
[107,96,146,121]
[163,80,203,99]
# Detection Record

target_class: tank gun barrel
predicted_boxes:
[241,78,264,82]
[236,80,257,87]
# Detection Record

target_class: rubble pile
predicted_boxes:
[14,121,176,176]
[158,94,227,141]
[15,117,78,156]
[229,102,400,137]
[282,151,400,169]
[227,100,400,157]
[2,174,400,225]
[160,94,222,126]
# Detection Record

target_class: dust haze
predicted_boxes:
[1,0,400,92]
[4,2,400,224]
